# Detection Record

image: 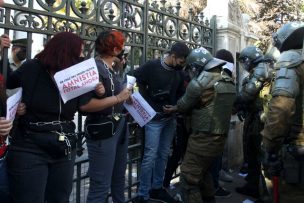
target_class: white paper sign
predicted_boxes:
[223,62,234,72]
[54,58,99,103]
[126,75,136,89]
[124,92,156,127]
[6,88,22,121]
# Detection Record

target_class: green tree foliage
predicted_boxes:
[245,0,304,50]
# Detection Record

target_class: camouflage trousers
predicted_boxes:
[180,151,217,203]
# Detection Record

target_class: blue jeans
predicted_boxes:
[0,156,9,203]
[138,117,176,199]
[86,118,128,203]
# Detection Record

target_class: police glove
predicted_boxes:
[262,151,282,178]
[237,111,245,122]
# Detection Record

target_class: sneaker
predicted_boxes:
[219,170,233,182]
[135,196,148,203]
[149,188,177,203]
[235,184,259,199]
[215,187,232,198]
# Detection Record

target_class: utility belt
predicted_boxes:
[24,129,78,160]
[85,113,125,140]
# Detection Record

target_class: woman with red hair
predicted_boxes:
[79,30,132,203]
[5,31,105,203]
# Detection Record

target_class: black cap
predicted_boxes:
[11,38,28,47]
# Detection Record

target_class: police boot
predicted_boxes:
[235,183,259,199]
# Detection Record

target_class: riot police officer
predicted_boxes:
[164,47,236,203]
[235,46,274,199]
[261,21,304,202]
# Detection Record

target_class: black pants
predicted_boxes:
[7,149,75,203]
[243,112,263,185]
[163,116,189,188]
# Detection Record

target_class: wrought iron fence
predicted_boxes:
[0,0,216,202]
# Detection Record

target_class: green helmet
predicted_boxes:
[272,21,304,52]
[239,46,263,71]
[187,47,225,72]
[264,46,280,63]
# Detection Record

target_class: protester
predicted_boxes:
[134,42,190,203]
[80,30,132,203]
[5,32,104,203]
[163,70,190,190]
[164,47,236,203]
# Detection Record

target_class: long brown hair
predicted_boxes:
[35,32,83,73]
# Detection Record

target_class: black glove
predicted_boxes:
[237,111,245,122]
[262,151,282,178]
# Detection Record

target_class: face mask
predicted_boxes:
[16,49,26,61]
[173,64,184,70]
[116,49,125,60]
[78,56,85,62]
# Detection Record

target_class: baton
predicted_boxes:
[272,176,279,203]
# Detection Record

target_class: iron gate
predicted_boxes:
[0,0,216,202]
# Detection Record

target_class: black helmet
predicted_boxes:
[264,46,280,63]
[187,47,226,72]
[239,46,263,71]
[272,21,304,52]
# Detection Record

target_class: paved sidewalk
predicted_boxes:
[149,171,258,203]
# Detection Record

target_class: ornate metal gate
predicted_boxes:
[0,0,216,202]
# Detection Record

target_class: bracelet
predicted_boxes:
[115,95,120,104]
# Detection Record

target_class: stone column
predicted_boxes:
[203,0,260,171]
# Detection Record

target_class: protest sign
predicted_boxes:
[6,88,22,121]
[124,92,156,127]
[126,75,136,89]
[54,58,99,103]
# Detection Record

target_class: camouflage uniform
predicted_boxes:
[262,21,304,202]
[177,47,236,203]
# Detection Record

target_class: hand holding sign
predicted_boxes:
[116,87,132,103]
[6,88,22,121]
[124,92,156,127]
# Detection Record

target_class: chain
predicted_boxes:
[98,57,115,116]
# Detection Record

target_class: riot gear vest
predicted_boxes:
[190,72,236,134]
[239,62,273,113]
[273,50,304,146]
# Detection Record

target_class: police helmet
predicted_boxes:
[272,21,304,52]
[264,46,280,63]
[187,47,226,72]
[239,46,263,71]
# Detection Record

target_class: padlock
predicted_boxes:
[58,134,65,141]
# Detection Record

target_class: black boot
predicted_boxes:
[235,183,259,199]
